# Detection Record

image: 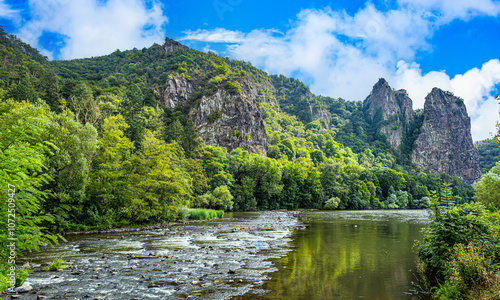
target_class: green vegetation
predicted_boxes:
[43,258,67,271]
[0,28,479,289]
[416,184,500,299]
[188,208,224,220]
[475,138,500,174]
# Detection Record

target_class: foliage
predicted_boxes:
[416,184,500,297]
[0,100,62,287]
[474,161,500,210]
[324,197,341,210]
[188,208,224,220]
[475,138,500,174]
[43,258,66,271]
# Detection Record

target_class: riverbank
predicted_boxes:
[10,211,303,299]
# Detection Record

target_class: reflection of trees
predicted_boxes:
[264,213,423,300]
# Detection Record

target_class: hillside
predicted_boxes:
[0,30,478,234]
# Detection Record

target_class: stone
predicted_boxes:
[363,78,415,150]
[412,88,481,184]
[13,284,32,293]
[164,38,187,54]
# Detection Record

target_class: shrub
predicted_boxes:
[225,81,242,94]
[416,183,500,296]
[208,109,221,122]
[177,207,191,220]
[324,197,340,210]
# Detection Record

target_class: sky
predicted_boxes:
[1,0,500,141]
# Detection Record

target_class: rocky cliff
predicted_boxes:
[162,75,268,155]
[363,78,415,149]
[196,76,267,155]
[412,88,481,184]
[164,38,187,54]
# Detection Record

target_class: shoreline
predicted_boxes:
[62,209,307,236]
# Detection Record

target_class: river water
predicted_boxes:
[15,210,428,299]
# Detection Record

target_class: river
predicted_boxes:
[15,210,428,299]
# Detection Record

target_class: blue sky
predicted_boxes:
[1,0,500,141]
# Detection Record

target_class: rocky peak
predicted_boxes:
[163,38,186,54]
[412,88,481,184]
[363,78,415,149]
[364,78,397,122]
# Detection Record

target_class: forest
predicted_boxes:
[0,27,498,292]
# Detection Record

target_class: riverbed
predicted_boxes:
[13,210,428,299]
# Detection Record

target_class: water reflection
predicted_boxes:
[257,210,428,300]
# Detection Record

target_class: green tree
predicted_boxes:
[0,100,61,288]
[211,185,234,211]
[41,109,98,231]
[87,115,134,225]
[129,130,193,222]
[474,162,500,210]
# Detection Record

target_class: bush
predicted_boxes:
[225,81,242,94]
[434,243,500,299]
[208,109,221,122]
[416,184,500,297]
[324,197,340,210]
[177,207,191,220]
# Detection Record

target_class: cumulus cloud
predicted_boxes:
[17,0,168,60]
[0,0,20,23]
[394,60,500,140]
[182,28,245,43]
[182,1,500,140]
[398,0,500,21]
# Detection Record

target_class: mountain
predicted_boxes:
[1,29,482,234]
[363,78,415,150]
[363,80,481,184]
[412,88,481,184]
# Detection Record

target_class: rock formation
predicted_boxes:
[160,53,268,155]
[363,78,415,149]
[163,76,195,109]
[196,76,268,155]
[164,37,187,54]
[412,88,481,184]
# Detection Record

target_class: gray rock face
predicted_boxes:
[163,76,195,109]
[412,88,481,184]
[161,71,268,155]
[164,38,186,54]
[364,78,415,149]
[196,76,268,155]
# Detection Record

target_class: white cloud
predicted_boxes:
[394,60,500,140]
[398,0,500,21]
[0,0,19,20]
[182,28,245,43]
[182,1,500,140]
[17,0,168,60]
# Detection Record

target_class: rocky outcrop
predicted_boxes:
[364,78,415,149]
[160,71,268,155]
[163,76,195,109]
[164,38,187,54]
[412,88,481,184]
[395,89,415,124]
[196,76,267,155]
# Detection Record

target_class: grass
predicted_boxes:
[42,258,69,271]
[188,209,224,220]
